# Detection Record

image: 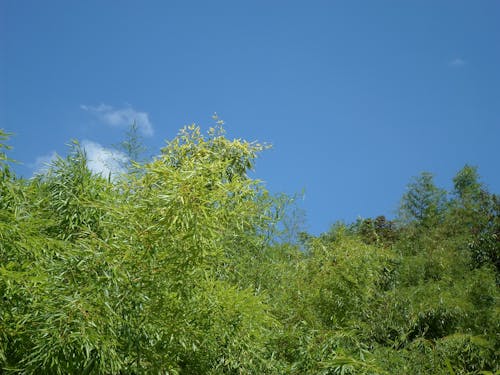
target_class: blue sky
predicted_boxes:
[1,1,499,235]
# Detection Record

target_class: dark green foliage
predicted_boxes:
[449,166,500,274]
[352,215,399,247]
[399,172,447,228]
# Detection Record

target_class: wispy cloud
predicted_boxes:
[32,142,128,179]
[449,58,466,67]
[81,104,154,136]
[32,151,58,174]
[81,140,128,177]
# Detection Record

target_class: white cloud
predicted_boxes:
[449,58,466,67]
[81,104,154,136]
[81,140,129,178]
[32,142,128,179]
[32,151,58,174]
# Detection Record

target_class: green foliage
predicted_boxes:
[0,124,280,373]
[0,125,498,374]
[116,121,147,163]
[448,166,500,273]
[0,130,15,206]
[399,172,447,228]
[351,215,399,247]
[0,129,13,167]
[304,231,394,327]
[36,141,112,241]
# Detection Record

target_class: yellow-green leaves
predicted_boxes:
[1,124,280,373]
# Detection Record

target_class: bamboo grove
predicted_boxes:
[0,126,498,374]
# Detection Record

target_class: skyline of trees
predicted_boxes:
[0,126,498,374]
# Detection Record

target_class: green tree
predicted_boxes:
[1,125,499,374]
[399,172,447,228]
[0,124,281,373]
[352,215,399,247]
[449,165,500,273]
[114,121,147,172]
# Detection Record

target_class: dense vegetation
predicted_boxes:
[0,126,498,374]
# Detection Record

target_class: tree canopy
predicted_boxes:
[0,125,498,374]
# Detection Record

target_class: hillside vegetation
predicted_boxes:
[0,127,498,374]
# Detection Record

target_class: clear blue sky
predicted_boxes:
[2,1,499,235]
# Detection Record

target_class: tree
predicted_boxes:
[1,125,498,374]
[353,215,399,247]
[449,165,500,273]
[114,121,148,172]
[0,129,14,188]
[453,165,482,202]
[398,172,447,228]
[0,124,281,373]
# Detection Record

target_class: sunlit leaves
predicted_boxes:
[0,124,498,374]
[0,124,281,373]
